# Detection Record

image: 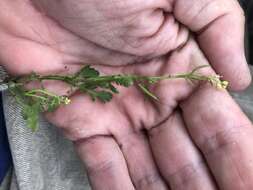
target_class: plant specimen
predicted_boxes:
[0,65,228,131]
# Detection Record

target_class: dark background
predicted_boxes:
[0,96,11,184]
[241,0,253,65]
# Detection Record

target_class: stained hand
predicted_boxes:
[1,0,251,89]
[1,1,253,190]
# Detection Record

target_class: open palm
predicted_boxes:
[1,0,253,190]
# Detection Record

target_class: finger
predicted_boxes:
[181,85,253,189]
[173,0,251,90]
[0,30,85,96]
[75,136,135,190]
[0,34,85,96]
[0,30,67,75]
[148,111,217,190]
[114,130,169,190]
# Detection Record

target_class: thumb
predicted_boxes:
[173,0,251,90]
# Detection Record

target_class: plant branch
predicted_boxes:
[3,65,228,131]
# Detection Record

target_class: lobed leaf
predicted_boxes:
[96,91,113,103]
[76,65,99,78]
[114,77,134,87]
[21,102,40,131]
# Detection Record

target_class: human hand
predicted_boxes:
[1,1,253,190]
[38,39,252,190]
[1,0,251,89]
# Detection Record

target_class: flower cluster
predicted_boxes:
[208,75,229,89]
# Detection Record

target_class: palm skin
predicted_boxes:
[1,0,253,190]
[45,41,216,190]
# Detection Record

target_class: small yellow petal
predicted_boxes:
[221,81,229,89]
[64,98,71,105]
[216,83,223,89]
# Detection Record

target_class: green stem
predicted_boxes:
[26,89,58,98]
[24,93,47,101]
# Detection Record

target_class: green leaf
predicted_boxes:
[115,77,134,87]
[46,97,61,112]
[76,65,99,78]
[8,83,25,98]
[97,82,119,94]
[96,91,113,103]
[108,84,119,94]
[21,103,40,131]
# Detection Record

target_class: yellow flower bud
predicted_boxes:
[221,80,229,89]
[64,97,71,105]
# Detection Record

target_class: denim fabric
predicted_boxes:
[0,94,12,185]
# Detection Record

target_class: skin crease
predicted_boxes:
[0,0,253,190]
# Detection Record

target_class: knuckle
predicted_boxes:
[120,14,188,58]
[76,137,117,177]
[168,161,206,189]
[199,124,252,155]
[86,158,115,177]
[135,173,164,189]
